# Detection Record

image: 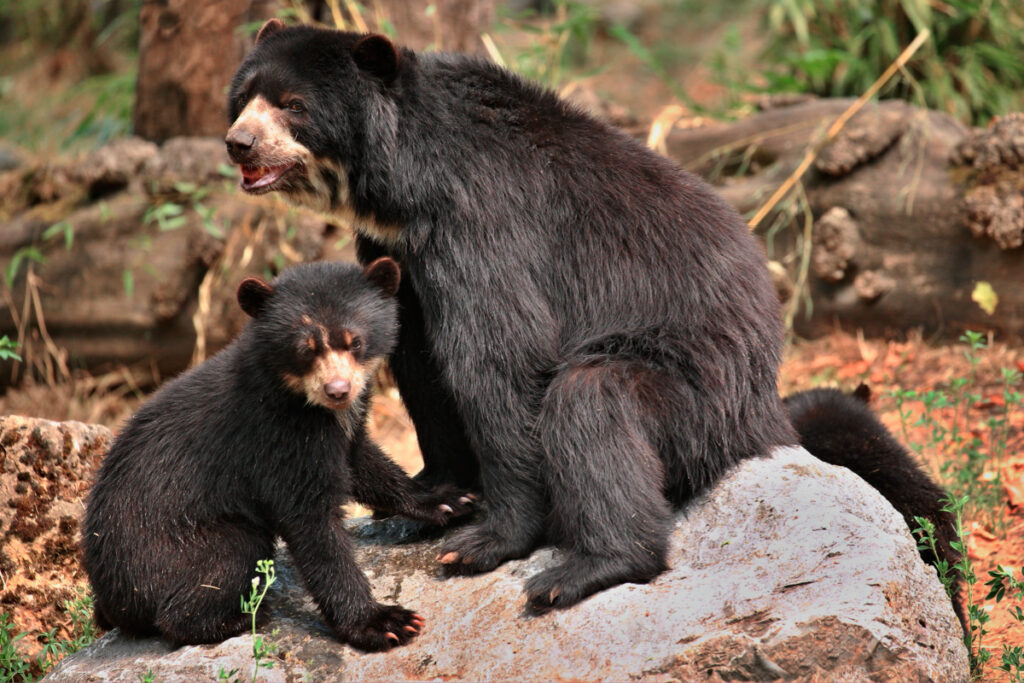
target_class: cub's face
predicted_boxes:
[277,313,379,412]
[237,259,400,413]
[225,21,401,219]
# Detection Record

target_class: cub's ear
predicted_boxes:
[352,34,400,84]
[852,382,872,404]
[363,257,401,297]
[237,277,274,318]
[255,18,285,44]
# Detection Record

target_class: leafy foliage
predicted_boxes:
[757,0,1024,124]
[0,337,21,362]
[0,0,138,49]
[496,0,602,89]
[892,332,1021,530]
[900,333,1024,679]
[0,590,98,683]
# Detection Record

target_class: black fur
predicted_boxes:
[784,385,966,633]
[227,26,798,610]
[82,260,472,650]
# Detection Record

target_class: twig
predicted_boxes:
[747,28,931,230]
[27,266,70,384]
[343,0,369,33]
[647,105,686,155]
[786,181,815,331]
[480,33,505,68]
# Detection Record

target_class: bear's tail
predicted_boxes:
[783,384,967,635]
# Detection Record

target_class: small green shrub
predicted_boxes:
[0,589,99,683]
[496,0,602,89]
[757,0,1024,124]
[0,0,139,51]
[918,496,1024,680]
[891,332,1020,530]
[0,337,21,362]
[218,559,279,683]
[0,613,32,683]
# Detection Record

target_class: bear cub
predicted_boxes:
[82,259,474,651]
[784,384,965,633]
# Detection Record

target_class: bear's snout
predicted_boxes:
[225,129,257,162]
[324,379,351,401]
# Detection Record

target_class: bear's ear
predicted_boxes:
[852,382,872,404]
[237,277,275,318]
[255,18,285,44]
[352,34,400,84]
[363,257,401,297]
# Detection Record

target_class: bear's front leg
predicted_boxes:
[280,504,424,651]
[348,438,477,525]
[355,235,481,491]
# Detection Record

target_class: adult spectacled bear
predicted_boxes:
[226,19,800,611]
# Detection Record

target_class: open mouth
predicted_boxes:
[239,162,297,193]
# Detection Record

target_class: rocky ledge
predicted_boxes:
[43,445,967,683]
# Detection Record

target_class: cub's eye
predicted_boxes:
[350,337,363,353]
[297,336,317,358]
[286,100,305,114]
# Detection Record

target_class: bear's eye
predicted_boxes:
[286,99,305,114]
[297,336,317,359]
[350,337,363,354]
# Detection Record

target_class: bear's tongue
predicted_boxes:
[240,164,292,190]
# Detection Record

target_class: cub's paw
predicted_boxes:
[406,485,478,526]
[338,605,425,652]
[436,523,533,575]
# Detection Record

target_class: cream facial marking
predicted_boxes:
[227,96,403,246]
[226,95,307,193]
[282,342,378,413]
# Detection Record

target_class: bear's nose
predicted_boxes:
[324,380,351,401]
[225,129,257,160]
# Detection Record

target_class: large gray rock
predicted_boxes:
[45,446,968,682]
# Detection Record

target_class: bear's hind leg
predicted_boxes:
[526,361,672,610]
[153,526,272,645]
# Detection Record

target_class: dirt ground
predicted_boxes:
[782,331,1024,681]
[2,329,1022,679]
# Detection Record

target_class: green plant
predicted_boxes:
[144,182,227,239]
[949,495,990,674]
[139,670,156,683]
[914,494,994,677]
[0,66,136,154]
[986,565,1024,682]
[0,337,21,362]
[243,559,278,680]
[913,511,958,608]
[4,218,80,291]
[0,612,32,683]
[0,589,99,683]
[757,0,1024,125]
[4,247,45,290]
[60,589,98,656]
[61,70,136,149]
[217,559,279,683]
[0,0,139,50]
[41,222,74,251]
[497,0,602,89]
[890,332,1017,530]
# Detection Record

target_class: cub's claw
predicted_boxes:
[406,484,478,525]
[337,604,424,652]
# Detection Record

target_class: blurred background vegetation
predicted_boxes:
[1,0,1022,158]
